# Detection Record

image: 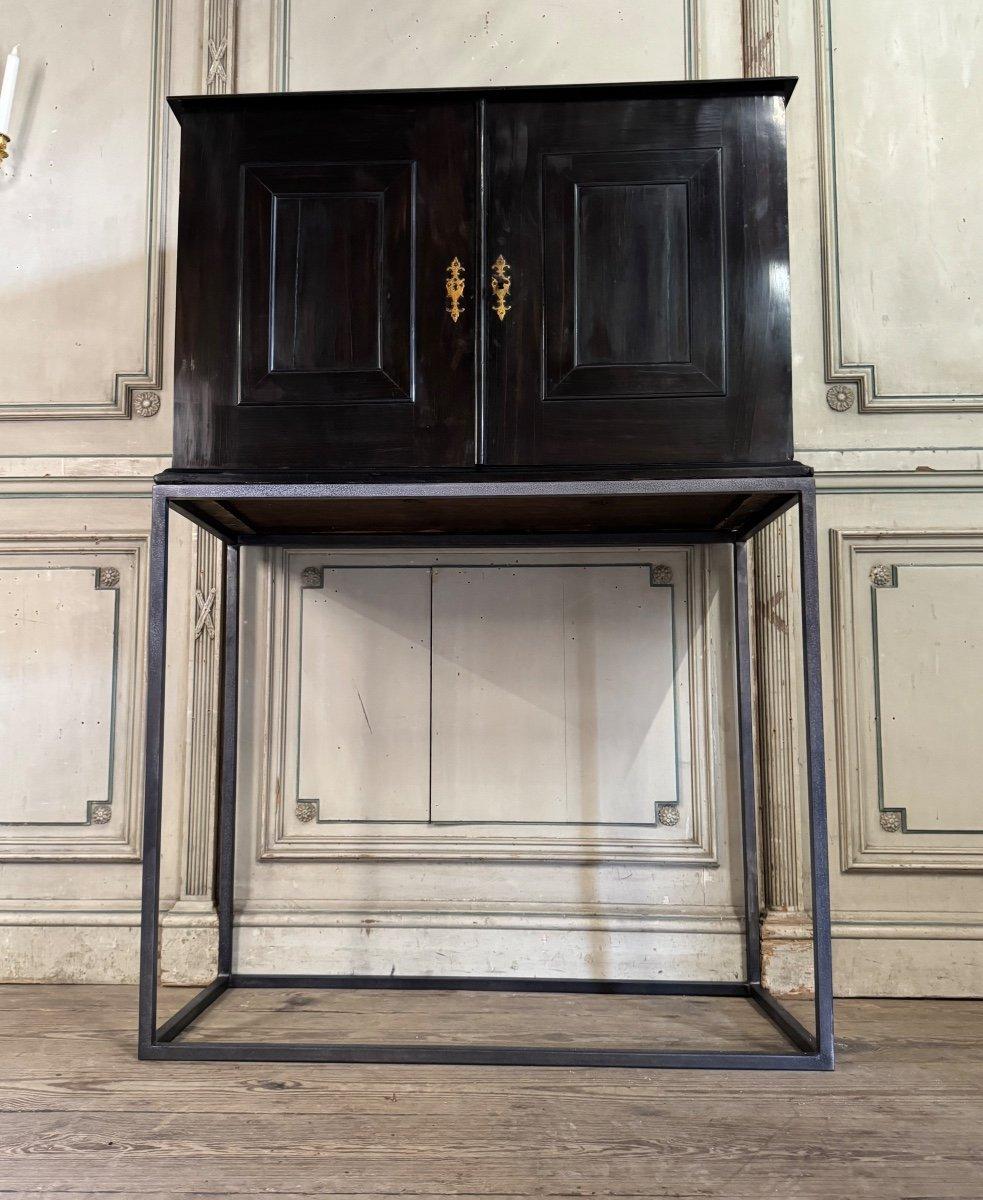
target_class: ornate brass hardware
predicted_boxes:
[490,254,511,321]
[445,256,465,323]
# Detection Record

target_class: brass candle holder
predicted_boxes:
[0,133,9,163]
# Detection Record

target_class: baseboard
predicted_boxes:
[3,900,982,995]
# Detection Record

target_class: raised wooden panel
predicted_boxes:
[270,195,381,372]
[483,94,790,466]
[431,565,678,823]
[241,162,413,404]
[817,0,983,411]
[0,537,146,861]
[257,547,719,864]
[830,530,983,870]
[577,183,689,365]
[172,97,475,469]
[0,0,168,419]
[544,149,723,400]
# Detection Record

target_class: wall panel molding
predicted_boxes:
[254,547,722,865]
[830,529,983,871]
[814,0,983,414]
[0,0,171,420]
[0,535,147,860]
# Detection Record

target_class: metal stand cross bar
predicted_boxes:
[138,476,834,1069]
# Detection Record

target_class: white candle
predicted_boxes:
[0,45,20,134]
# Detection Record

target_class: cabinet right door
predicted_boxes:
[482,93,791,468]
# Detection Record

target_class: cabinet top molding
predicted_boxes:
[167,76,797,120]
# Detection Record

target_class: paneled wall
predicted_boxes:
[782,0,983,993]
[0,0,197,980]
[2,0,981,997]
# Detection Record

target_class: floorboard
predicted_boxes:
[0,986,980,1198]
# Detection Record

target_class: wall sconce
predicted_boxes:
[0,44,20,163]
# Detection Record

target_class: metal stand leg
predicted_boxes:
[798,485,835,1066]
[154,542,240,1046]
[137,477,834,1068]
[216,543,240,978]
[138,492,169,1058]
[733,540,762,985]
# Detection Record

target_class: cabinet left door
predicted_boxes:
[173,98,476,471]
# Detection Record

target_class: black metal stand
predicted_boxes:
[138,474,834,1069]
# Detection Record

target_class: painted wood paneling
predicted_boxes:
[296,567,431,824]
[9,0,983,998]
[829,526,983,871]
[0,565,120,823]
[816,0,983,410]
[278,0,698,91]
[431,565,677,826]
[874,566,983,833]
[253,546,721,866]
[0,536,147,861]
[0,0,170,421]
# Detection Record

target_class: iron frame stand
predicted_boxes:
[138,474,834,1069]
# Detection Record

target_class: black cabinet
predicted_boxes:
[169,79,794,472]
[173,97,476,470]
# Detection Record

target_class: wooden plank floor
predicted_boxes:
[1,986,981,1198]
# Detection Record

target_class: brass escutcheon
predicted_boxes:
[445,256,465,323]
[490,254,511,321]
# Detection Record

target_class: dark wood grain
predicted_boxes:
[170,81,793,476]
[173,99,476,469]
[543,147,723,400]
[1,986,981,1198]
[576,180,690,366]
[242,162,413,403]
[484,93,791,467]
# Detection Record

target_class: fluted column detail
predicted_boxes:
[742,0,779,76]
[180,527,223,899]
[752,514,804,913]
[203,0,237,95]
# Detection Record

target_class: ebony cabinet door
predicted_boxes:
[482,94,791,467]
[173,97,476,470]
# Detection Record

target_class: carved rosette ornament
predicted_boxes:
[301,566,324,589]
[869,564,894,588]
[295,801,318,823]
[650,564,673,586]
[657,804,680,827]
[133,390,162,418]
[825,383,855,412]
[90,803,112,825]
[96,566,120,590]
[879,811,903,833]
